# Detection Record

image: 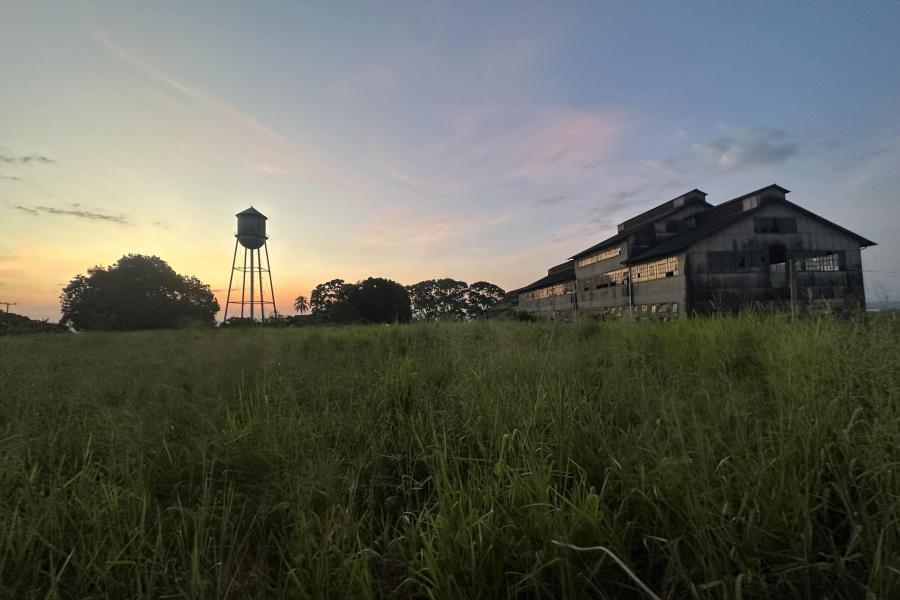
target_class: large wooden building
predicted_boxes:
[513,184,875,318]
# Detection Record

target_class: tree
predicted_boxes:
[464,281,506,317]
[405,278,468,320]
[309,279,353,322]
[293,295,309,314]
[347,277,411,324]
[60,254,219,330]
[308,277,411,324]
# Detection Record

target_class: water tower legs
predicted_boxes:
[223,242,278,324]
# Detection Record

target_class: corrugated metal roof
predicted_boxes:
[624,187,876,264]
[569,190,712,260]
[510,262,575,295]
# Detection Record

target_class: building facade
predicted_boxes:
[511,185,875,318]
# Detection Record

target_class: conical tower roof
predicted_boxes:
[236,206,267,218]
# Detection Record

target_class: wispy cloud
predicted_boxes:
[510,112,624,182]
[376,160,463,195]
[327,67,395,99]
[255,163,286,176]
[415,108,628,195]
[833,147,896,172]
[608,188,645,203]
[534,193,571,206]
[92,29,372,195]
[0,173,22,181]
[693,126,799,171]
[10,203,131,225]
[358,210,510,249]
[0,153,56,165]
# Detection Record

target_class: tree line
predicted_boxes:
[293,277,505,324]
[58,254,506,331]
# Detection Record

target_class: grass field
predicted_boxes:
[1,316,899,599]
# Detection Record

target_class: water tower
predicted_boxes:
[223,207,278,321]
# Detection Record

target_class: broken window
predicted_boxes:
[577,246,622,267]
[529,282,571,299]
[800,252,844,272]
[632,256,679,282]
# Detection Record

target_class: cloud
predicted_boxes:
[509,112,625,182]
[609,188,645,203]
[0,173,22,181]
[10,203,131,225]
[358,210,510,249]
[0,153,56,165]
[255,163,286,176]
[327,67,395,99]
[534,194,571,206]
[377,161,462,195]
[691,126,799,172]
[429,108,626,187]
[834,147,895,172]
[92,30,372,195]
[585,199,628,228]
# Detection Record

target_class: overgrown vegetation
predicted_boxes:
[1,316,898,598]
[0,311,65,335]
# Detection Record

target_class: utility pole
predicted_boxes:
[0,301,17,313]
[788,255,796,320]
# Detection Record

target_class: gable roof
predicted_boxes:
[569,189,711,260]
[510,261,575,294]
[624,185,876,264]
[568,229,632,261]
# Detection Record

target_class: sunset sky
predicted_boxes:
[2,1,899,319]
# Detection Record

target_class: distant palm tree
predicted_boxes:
[293,295,309,314]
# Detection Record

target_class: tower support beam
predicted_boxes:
[223,241,278,324]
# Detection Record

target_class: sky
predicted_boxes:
[1,1,899,319]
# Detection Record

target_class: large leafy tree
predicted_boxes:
[464,281,506,317]
[60,254,219,330]
[309,277,411,324]
[347,277,412,324]
[309,279,353,321]
[405,278,469,320]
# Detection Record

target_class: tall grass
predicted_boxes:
[0,315,898,598]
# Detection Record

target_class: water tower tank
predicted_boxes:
[236,207,267,249]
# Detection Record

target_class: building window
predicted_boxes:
[800,252,845,272]
[595,268,628,287]
[577,246,621,267]
[527,282,573,299]
[767,251,846,273]
[754,217,797,234]
[632,256,679,283]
